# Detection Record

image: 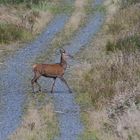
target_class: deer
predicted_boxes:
[31,48,73,93]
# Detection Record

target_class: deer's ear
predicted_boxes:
[60,48,65,53]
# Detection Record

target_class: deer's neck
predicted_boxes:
[60,55,67,70]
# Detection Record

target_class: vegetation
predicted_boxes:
[70,0,140,139]
[0,0,54,5]
[106,35,140,52]
[0,0,74,45]
[0,23,32,44]
[118,0,140,8]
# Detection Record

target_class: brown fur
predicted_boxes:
[33,64,64,78]
[31,49,72,93]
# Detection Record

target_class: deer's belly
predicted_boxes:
[42,74,57,78]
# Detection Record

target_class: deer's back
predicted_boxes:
[33,64,64,77]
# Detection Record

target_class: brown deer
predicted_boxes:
[31,48,72,93]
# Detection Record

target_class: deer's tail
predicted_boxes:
[32,64,38,72]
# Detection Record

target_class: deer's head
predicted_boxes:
[60,48,73,60]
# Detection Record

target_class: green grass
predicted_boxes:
[78,112,100,140]
[106,35,140,52]
[0,0,74,14]
[107,22,124,35]
[32,2,74,14]
[0,0,49,5]
[0,23,32,44]
[85,4,106,14]
[47,4,74,14]
[74,66,115,109]
[78,131,99,140]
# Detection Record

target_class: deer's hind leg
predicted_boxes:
[31,72,41,93]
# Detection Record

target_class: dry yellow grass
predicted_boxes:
[69,0,140,140]
[65,0,87,32]
[0,5,53,33]
[0,5,20,24]
[33,11,53,33]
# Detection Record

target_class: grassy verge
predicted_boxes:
[69,0,140,140]
[9,93,59,140]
